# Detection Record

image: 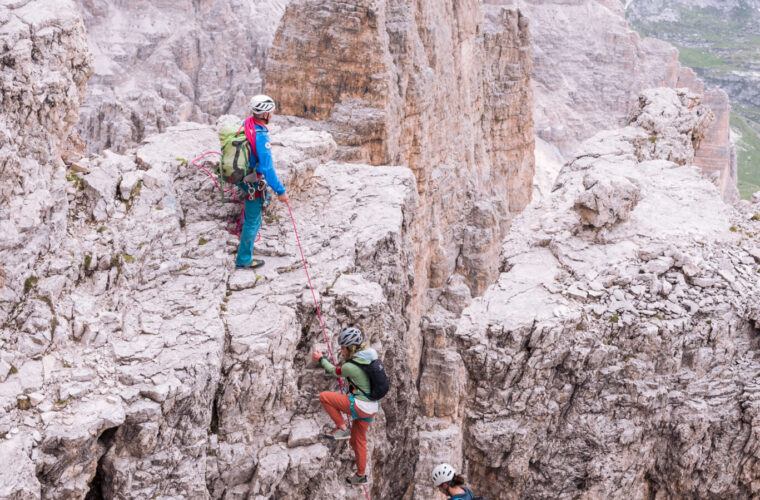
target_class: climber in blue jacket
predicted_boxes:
[235,94,288,270]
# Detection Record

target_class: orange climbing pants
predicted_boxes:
[319,391,373,476]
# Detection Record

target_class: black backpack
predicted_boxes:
[346,359,389,401]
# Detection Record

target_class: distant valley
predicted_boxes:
[626,0,760,199]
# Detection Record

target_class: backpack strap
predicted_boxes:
[242,116,269,162]
[349,393,373,423]
[345,360,373,400]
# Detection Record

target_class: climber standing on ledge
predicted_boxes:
[311,327,384,486]
[235,94,288,270]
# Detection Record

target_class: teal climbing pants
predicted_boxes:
[235,196,263,267]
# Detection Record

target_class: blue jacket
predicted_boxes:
[450,488,475,500]
[249,123,286,195]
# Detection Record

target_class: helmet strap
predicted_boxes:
[252,112,270,124]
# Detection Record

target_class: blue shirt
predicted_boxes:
[249,123,286,195]
[450,488,475,500]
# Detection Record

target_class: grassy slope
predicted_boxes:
[629,4,760,199]
[731,112,760,199]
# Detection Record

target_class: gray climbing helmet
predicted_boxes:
[338,327,363,347]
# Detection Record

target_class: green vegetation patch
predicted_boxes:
[23,275,38,294]
[731,113,760,200]
[629,5,760,201]
[65,171,84,190]
[673,44,729,71]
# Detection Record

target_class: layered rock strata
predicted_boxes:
[73,0,289,153]
[676,68,740,202]
[436,87,760,498]
[267,0,535,382]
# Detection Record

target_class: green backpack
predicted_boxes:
[218,123,249,184]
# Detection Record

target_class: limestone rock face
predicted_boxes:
[0,117,419,498]
[267,1,535,386]
[0,0,93,321]
[73,0,289,153]
[498,0,681,155]
[500,0,738,202]
[445,88,760,498]
[674,68,741,203]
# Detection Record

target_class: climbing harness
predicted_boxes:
[349,393,373,423]
[241,175,271,207]
[286,200,372,500]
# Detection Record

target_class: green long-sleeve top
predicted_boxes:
[319,356,373,402]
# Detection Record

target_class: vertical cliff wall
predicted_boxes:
[676,68,740,202]
[73,0,289,153]
[266,0,535,384]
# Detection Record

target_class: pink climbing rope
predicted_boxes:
[285,200,342,380]
[286,200,371,500]
[191,151,226,192]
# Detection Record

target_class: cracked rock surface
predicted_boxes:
[0,115,419,498]
[0,0,93,322]
[441,88,760,499]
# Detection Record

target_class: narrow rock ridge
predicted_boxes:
[0,112,421,498]
[1,9,422,494]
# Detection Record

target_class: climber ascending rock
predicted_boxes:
[232,94,289,270]
[311,327,389,486]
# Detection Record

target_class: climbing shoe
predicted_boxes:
[346,474,368,485]
[236,259,265,270]
[324,428,350,440]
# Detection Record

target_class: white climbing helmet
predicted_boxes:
[338,327,363,347]
[432,463,456,486]
[249,94,276,115]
